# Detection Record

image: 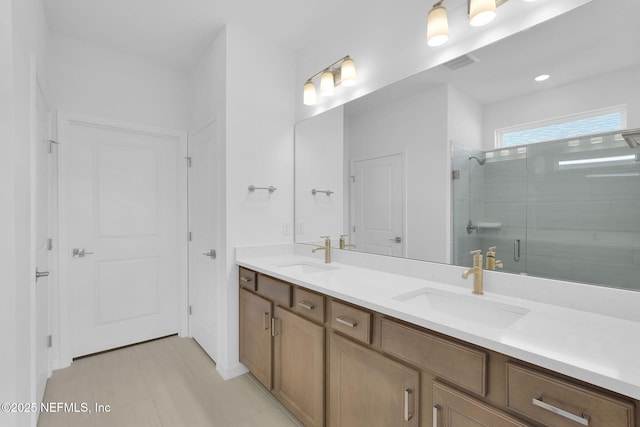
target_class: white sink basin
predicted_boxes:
[276,262,338,275]
[393,287,529,328]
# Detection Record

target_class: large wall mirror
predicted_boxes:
[294,0,640,291]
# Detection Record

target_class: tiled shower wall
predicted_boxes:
[454,133,640,291]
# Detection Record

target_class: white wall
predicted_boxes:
[346,84,449,262]
[48,32,190,130]
[294,106,344,244]
[1,0,49,426]
[0,0,17,423]
[483,64,640,150]
[218,25,296,378]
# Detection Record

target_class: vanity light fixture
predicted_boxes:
[426,0,507,47]
[303,56,357,106]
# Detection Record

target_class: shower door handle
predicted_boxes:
[514,239,521,262]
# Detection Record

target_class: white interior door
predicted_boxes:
[351,154,404,257]
[64,118,183,358]
[32,70,51,412]
[188,120,220,361]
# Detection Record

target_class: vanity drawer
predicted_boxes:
[239,267,257,291]
[257,274,292,307]
[330,301,372,344]
[506,364,634,427]
[293,287,325,324]
[380,319,487,396]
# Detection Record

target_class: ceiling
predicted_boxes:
[43,0,368,70]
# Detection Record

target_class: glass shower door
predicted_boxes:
[525,132,640,289]
[479,148,527,274]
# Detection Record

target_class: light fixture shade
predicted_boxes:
[303,80,317,105]
[426,5,449,47]
[320,70,335,96]
[340,57,357,87]
[469,0,496,27]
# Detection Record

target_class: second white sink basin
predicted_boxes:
[393,287,529,328]
[276,262,338,275]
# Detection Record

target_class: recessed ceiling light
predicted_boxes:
[534,74,550,82]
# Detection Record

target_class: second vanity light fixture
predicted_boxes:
[303,56,357,106]
[427,0,508,47]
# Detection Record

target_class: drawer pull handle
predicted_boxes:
[336,316,357,328]
[298,301,315,310]
[403,388,413,421]
[271,318,278,337]
[240,276,252,283]
[263,312,269,330]
[433,404,440,426]
[532,397,590,426]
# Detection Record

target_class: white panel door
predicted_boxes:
[66,120,182,357]
[32,76,51,410]
[188,120,220,361]
[352,154,404,257]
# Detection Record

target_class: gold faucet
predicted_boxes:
[312,236,332,263]
[339,234,356,250]
[462,250,484,295]
[485,246,504,271]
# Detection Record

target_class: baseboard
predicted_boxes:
[216,361,249,380]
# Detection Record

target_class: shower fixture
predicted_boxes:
[469,155,486,165]
[621,129,640,148]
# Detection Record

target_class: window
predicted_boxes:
[496,106,627,148]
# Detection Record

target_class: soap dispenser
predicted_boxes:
[486,246,504,271]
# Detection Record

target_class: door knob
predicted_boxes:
[203,249,216,259]
[73,248,94,258]
[389,237,402,243]
[35,269,50,281]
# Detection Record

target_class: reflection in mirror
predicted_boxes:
[294,0,640,291]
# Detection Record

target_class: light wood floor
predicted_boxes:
[37,336,303,427]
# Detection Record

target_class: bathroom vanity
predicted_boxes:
[236,247,640,427]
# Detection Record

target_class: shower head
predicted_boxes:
[469,155,486,165]
[622,129,640,148]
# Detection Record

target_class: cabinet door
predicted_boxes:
[273,307,325,427]
[433,382,530,427]
[330,333,419,427]
[239,288,272,389]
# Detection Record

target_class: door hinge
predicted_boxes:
[46,335,52,348]
[188,231,192,242]
[185,156,192,167]
[452,170,461,180]
[351,175,355,182]
[47,238,53,251]
[188,305,192,315]
[353,226,356,232]
[48,140,59,154]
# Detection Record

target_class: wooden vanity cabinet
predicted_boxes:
[239,273,325,427]
[238,267,639,427]
[329,332,419,427]
[273,306,325,427]
[239,288,272,389]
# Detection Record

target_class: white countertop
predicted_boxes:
[236,250,640,400]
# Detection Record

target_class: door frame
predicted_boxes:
[187,117,223,362]
[55,112,188,369]
[29,55,52,426]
